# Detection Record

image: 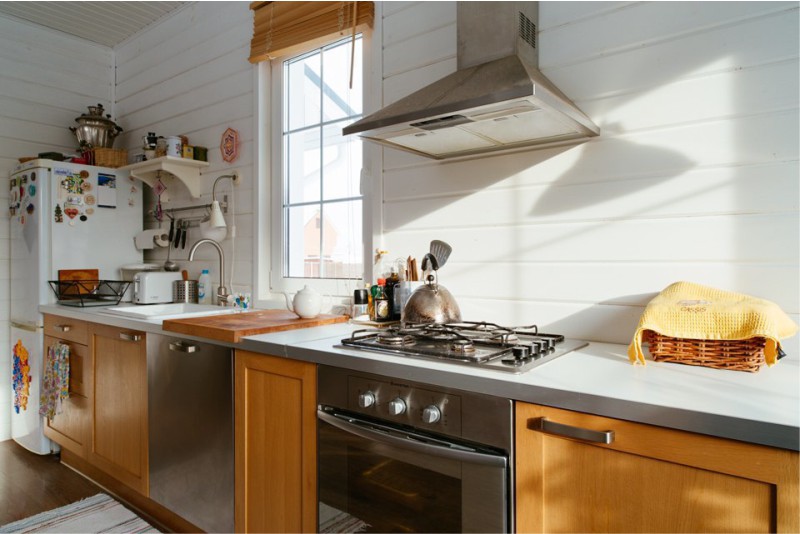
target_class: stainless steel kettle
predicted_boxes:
[402,247,461,324]
[402,274,462,324]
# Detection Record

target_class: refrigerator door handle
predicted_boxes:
[11,321,42,333]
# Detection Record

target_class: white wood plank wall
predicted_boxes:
[114,2,255,298]
[0,16,113,441]
[379,2,800,344]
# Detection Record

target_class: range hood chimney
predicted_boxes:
[343,1,599,159]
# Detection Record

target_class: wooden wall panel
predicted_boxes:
[380,2,800,344]
[114,2,256,294]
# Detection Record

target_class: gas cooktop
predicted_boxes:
[339,322,588,373]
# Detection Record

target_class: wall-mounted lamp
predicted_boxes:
[208,199,227,228]
[209,173,238,230]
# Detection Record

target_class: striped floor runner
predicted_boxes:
[0,493,158,533]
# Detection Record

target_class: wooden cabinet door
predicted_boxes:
[515,403,798,533]
[88,324,148,495]
[43,335,91,457]
[235,350,317,533]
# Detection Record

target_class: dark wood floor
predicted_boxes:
[0,439,103,526]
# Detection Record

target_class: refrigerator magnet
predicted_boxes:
[54,204,63,223]
[97,174,117,208]
[28,184,36,197]
[84,194,95,206]
[80,214,88,222]
[12,339,31,414]
[26,203,34,215]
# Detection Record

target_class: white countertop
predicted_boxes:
[242,325,800,451]
[42,304,800,451]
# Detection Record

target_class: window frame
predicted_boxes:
[254,26,378,305]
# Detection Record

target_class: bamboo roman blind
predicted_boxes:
[249,1,374,63]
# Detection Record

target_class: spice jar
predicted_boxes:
[351,289,369,320]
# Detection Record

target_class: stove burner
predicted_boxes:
[376,331,416,347]
[450,338,475,353]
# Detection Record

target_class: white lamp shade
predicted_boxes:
[209,200,226,228]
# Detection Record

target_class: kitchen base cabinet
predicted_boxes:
[88,324,148,496]
[515,403,799,533]
[234,350,317,533]
[42,315,91,458]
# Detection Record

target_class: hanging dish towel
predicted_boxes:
[40,342,70,420]
[628,281,798,366]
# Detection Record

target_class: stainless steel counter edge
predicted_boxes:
[242,330,800,452]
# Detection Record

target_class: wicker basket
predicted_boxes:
[92,148,128,168]
[644,330,766,372]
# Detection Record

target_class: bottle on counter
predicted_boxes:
[371,278,391,322]
[198,269,211,304]
[385,266,401,321]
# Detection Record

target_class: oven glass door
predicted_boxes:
[318,407,508,533]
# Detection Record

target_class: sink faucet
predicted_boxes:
[187,239,231,306]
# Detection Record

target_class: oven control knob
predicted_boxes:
[358,391,376,408]
[422,405,441,424]
[388,398,407,415]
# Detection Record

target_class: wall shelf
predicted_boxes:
[120,156,209,201]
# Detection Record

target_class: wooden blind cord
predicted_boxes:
[349,0,357,89]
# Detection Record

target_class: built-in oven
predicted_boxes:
[317,365,513,533]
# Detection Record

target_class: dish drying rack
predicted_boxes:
[48,280,131,307]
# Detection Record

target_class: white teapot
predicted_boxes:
[284,285,325,319]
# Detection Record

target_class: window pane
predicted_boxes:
[322,120,361,201]
[320,200,363,278]
[322,37,362,122]
[286,52,321,131]
[286,127,321,204]
[286,205,321,278]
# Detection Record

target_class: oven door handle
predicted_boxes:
[318,409,507,468]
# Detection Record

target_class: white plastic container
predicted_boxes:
[198,269,212,304]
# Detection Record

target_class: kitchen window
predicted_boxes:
[267,35,365,295]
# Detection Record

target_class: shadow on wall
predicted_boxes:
[530,131,696,216]
[543,293,658,345]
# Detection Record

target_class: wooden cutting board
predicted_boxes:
[161,309,349,343]
[58,269,99,295]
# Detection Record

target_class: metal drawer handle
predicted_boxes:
[56,324,72,333]
[119,332,142,342]
[169,341,198,353]
[529,417,615,444]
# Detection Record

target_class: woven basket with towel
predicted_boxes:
[628,281,798,372]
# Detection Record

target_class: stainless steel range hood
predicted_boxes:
[343,1,599,160]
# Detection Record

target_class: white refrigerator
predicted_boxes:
[8,159,143,454]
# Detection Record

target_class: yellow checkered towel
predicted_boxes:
[628,281,798,366]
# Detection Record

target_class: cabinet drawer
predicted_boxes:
[44,315,88,345]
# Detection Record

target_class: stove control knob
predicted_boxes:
[512,345,531,361]
[388,398,407,416]
[358,391,376,408]
[422,405,441,424]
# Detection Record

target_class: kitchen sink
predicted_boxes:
[102,303,243,321]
